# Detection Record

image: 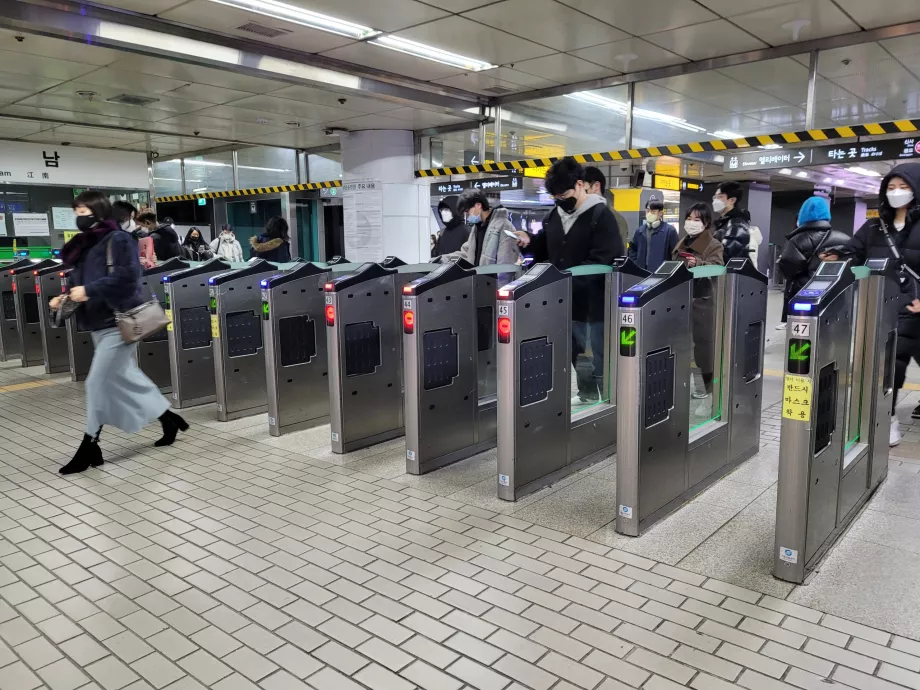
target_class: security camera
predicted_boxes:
[841,58,851,66]
[61,142,71,146]
[193,130,200,136]
[14,35,24,42]
[338,98,347,105]
[619,162,630,172]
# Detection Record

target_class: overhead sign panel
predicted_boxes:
[723,136,920,172]
[431,175,523,195]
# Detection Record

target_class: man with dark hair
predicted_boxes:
[517,157,624,403]
[627,196,679,271]
[712,181,752,260]
[136,211,181,261]
[437,188,519,268]
[112,201,138,234]
[584,166,606,197]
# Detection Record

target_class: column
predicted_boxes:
[340,130,432,264]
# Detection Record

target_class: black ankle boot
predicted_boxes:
[60,434,104,475]
[155,410,189,447]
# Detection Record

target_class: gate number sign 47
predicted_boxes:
[791,322,810,337]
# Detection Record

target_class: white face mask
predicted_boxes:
[712,198,726,213]
[645,213,661,228]
[887,188,914,209]
[684,219,705,236]
[440,209,453,223]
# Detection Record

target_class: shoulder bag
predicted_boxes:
[107,234,170,344]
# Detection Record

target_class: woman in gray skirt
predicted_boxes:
[50,191,189,475]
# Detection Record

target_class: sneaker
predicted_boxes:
[775,322,787,331]
[912,404,920,420]
[890,416,902,447]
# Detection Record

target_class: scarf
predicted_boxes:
[61,219,120,265]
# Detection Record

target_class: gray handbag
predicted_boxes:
[106,234,170,344]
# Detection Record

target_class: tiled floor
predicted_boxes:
[1,347,920,690]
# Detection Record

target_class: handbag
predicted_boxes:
[51,294,80,327]
[106,234,170,344]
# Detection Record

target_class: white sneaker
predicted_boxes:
[775,322,787,331]
[890,416,902,447]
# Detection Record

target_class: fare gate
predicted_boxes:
[262,261,361,436]
[496,260,648,501]
[615,259,767,536]
[164,258,234,409]
[402,261,522,475]
[12,259,59,368]
[774,260,898,584]
[0,259,36,361]
[140,258,189,391]
[35,265,70,374]
[61,268,93,382]
[211,259,286,422]
[325,258,435,454]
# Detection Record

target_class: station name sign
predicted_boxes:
[431,175,523,195]
[723,137,920,172]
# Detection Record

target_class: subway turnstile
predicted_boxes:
[164,258,233,409]
[403,262,522,475]
[496,260,649,501]
[774,260,898,584]
[325,258,435,453]
[0,259,36,361]
[140,258,189,391]
[211,259,286,422]
[262,261,361,436]
[615,258,767,536]
[61,268,94,382]
[35,265,70,374]
[12,259,59,368]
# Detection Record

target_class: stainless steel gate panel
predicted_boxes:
[139,258,189,392]
[164,258,234,409]
[326,258,434,454]
[0,259,34,361]
[866,260,899,493]
[35,265,70,374]
[60,268,93,381]
[211,259,280,422]
[13,259,58,368]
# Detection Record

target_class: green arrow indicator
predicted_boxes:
[789,341,810,361]
[620,328,636,346]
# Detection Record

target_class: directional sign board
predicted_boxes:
[431,175,523,195]
[724,136,920,172]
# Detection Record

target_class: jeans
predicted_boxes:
[572,321,605,397]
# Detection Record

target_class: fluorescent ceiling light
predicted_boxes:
[711,130,743,139]
[796,171,809,178]
[760,144,783,150]
[370,35,495,71]
[823,177,832,183]
[847,166,882,177]
[191,187,209,192]
[208,0,378,39]
[779,168,793,175]
[173,159,292,173]
[835,179,845,185]
[565,92,705,133]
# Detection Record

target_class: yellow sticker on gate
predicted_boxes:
[165,309,172,332]
[210,314,220,339]
[782,375,812,421]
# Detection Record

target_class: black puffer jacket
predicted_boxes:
[150,223,181,261]
[714,207,752,261]
[849,163,920,308]
[433,195,466,257]
[779,220,852,297]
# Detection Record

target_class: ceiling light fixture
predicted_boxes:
[208,0,378,39]
[370,35,496,71]
[173,158,292,173]
[566,92,705,133]
[711,130,743,139]
[835,179,845,185]
[759,144,783,150]
[823,177,832,183]
[847,166,882,177]
[796,171,809,178]
[779,168,793,175]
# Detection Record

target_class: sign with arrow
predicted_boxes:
[619,326,637,357]
[723,136,920,173]
[787,338,811,375]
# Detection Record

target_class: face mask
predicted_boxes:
[76,215,97,232]
[712,198,726,213]
[887,188,914,209]
[120,220,132,231]
[556,196,578,214]
[466,214,481,225]
[685,219,705,236]
[440,209,453,223]
[646,213,661,228]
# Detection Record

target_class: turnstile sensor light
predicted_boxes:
[325,304,335,326]
[621,295,636,304]
[403,310,414,334]
[792,302,813,311]
[497,316,511,344]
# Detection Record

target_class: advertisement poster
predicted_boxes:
[12,213,50,237]
[51,207,78,230]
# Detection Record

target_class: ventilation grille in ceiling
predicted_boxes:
[483,85,514,95]
[237,22,292,38]
[107,94,160,107]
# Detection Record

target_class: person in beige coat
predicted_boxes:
[435,189,521,274]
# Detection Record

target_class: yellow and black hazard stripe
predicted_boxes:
[414,118,920,177]
[155,179,341,203]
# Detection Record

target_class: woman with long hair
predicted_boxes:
[249,216,292,262]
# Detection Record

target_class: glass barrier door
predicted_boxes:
[843,275,867,462]
[227,198,283,259]
[688,266,727,432]
[569,265,613,417]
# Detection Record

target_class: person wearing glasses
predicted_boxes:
[515,157,624,403]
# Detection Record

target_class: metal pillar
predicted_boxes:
[493,106,502,163]
[478,119,487,167]
[295,151,302,185]
[148,152,157,209]
[624,82,635,150]
[231,149,240,190]
[179,158,186,196]
[805,50,819,130]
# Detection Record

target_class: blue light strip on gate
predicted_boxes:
[620,295,636,305]
[792,302,812,312]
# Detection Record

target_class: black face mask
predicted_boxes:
[76,215,97,232]
[555,196,578,214]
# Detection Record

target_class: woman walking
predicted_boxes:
[249,216,292,262]
[181,227,214,261]
[51,191,189,475]
[211,225,243,262]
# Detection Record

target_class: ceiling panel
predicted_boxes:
[57,68,191,96]
[0,71,65,95]
[0,29,119,66]
[643,19,769,61]
[693,0,798,16]
[159,1,354,53]
[286,0,448,32]
[45,125,157,143]
[0,120,45,138]
[156,114,294,139]
[717,57,810,98]
[21,131,144,149]
[324,112,436,130]
[432,71,553,95]
[0,105,174,133]
[463,0,628,52]
[421,0,502,11]
[19,91,213,118]
[556,0,717,36]
[0,50,100,82]
[510,54,617,84]
[319,42,467,81]
[833,0,920,30]
[374,107,471,127]
[81,0,187,14]
[12,96,172,123]
[107,55,287,94]
[164,83,258,106]
[748,104,806,129]
[731,0,859,46]
[390,16,554,65]
[215,95,369,124]
[245,128,335,149]
[265,85,403,114]
[165,105,304,132]
[570,38,688,73]
[148,135,234,155]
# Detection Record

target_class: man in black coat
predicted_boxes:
[713,181,752,261]
[516,157,625,403]
[432,195,466,258]
[137,211,181,261]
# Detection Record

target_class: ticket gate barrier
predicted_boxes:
[211,259,289,422]
[35,265,70,374]
[615,259,767,536]
[12,259,59,368]
[496,260,650,501]
[774,260,898,584]
[0,258,36,361]
[59,269,94,382]
[262,261,361,436]
[140,258,190,392]
[164,258,234,408]
[325,258,436,453]
[402,262,522,474]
